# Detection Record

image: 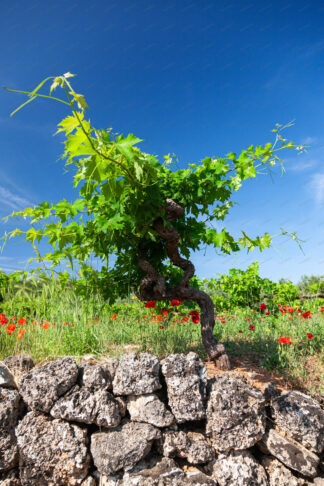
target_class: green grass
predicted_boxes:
[0,276,323,400]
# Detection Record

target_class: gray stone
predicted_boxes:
[161,353,207,423]
[2,355,34,388]
[126,454,161,475]
[78,361,113,391]
[0,468,21,486]
[120,457,184,485]
[212,450,268,486]
[258,428,320,478]
[0,364,16,389]
[0,388,22,472]
[2,355,34,374]
[183,470,218,486]
[50,385,122,428]
[126,394,175,428]
[120,457,218,485]
[112,353,161,396]
[206,373,266,451]
[18,357,79,412]
[80,476,97,486]
[91,420,161,475]
[15,411,90,485]
[100,357,119,381]
[261,456,300,486]
[160,430,214,464]
[115,396,127,418]
[92,471,120,485]
[270,391,324,454]
[312,479,324,486]
[258,381,281,402]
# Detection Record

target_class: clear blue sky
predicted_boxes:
[1,0,323,284]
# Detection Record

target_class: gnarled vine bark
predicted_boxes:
[137,199,231,370]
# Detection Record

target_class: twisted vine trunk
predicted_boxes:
[137,199,231,370]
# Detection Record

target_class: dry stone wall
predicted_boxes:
[0,352,323,486]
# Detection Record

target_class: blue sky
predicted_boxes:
[1,0,323,285]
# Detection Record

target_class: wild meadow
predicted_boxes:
[0,267,323,401]
[1,74,323,400]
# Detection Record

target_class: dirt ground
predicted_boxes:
[205,357,293,393]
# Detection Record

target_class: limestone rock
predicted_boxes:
[18,357,79,412]
[258,428,320,478]
[161,353,207,423]
[212,450,268,486]
[0,388,22,472]
[112,353,161,396]
[100,357,119,381]
[50,385,122,428]
[270,391,324,454]
[126,393,175,427]
[91,420,161,475]
[0,468,21,486]
[2,355,34,388]
[0,364,16,389]
[257,381,281,402]
[312,479,324,486]
[80,476,97,486]
[115,396,127,417]
[121,457,218,484]
[206,373,266,451]
[120,457,184,485]
[261,456,301,486]
[92,471,120,485]
[15,411,90,485]
[160,430,214,464]
[183,470,218,486]
[78,361,113,391]
[2,355,34,375]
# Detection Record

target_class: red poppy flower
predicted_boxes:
[144,301,156,308]
[189,310,199,316]
[17,328,26,339]
[279,336,292,344]
[301,311,312,319]
[307,333,314,340]
[18,318,27,325]
[0,315,8,325]
[159,325,165,330]
[264,311,270,316]
[42,322,51,329]
[6,323,16,335]
[249,324,255,331]
[319,306,324,312]
[191,314,200,324]
[259,303,267,311]
[287,307,294,313]
[171,299,180,307]
[112,314,117,321]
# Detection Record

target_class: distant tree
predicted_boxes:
[297,274,324,293]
